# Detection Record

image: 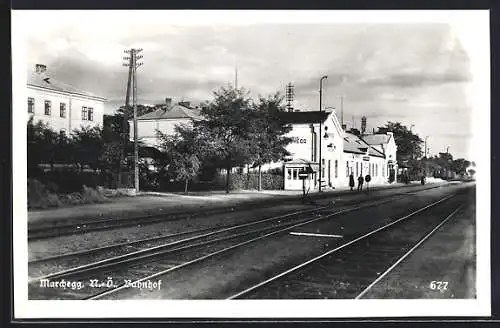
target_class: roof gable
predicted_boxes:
[138,104,202,120]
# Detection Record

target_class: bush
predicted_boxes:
[28,178,108,210]
[212,172,283,191]
[28,179,62,209]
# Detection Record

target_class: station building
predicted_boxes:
[272,110,398,190]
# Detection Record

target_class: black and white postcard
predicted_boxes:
[12,9,491,319]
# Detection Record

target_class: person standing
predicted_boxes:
[349,173,355,191]
[357,175,364,191]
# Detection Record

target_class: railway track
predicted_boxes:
[28,189,420,300]
[29,184,448,280]
[28,183,448,240]
[228,189,471,299]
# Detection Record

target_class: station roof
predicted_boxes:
[343,132,385,158]
[278,110,331,124]
[362,133,392,145]
[28,72,107,101]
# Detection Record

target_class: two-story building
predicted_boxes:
[129,98,202,147]
[275,110,398,190]
[278,110,344,191]
[27,64,107,133]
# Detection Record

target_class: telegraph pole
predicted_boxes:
[123,48,143,193]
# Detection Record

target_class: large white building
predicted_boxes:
[276,110,398,190]
[27,64,107,133]
[129,98,202,147]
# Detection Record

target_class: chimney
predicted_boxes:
[361,116,367,134]
[35,64,47,74]
[178,101,191,108]
[165,98,172,107]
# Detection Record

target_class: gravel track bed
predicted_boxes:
[28,204,310,261]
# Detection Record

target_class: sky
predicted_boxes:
[20,10,486,161]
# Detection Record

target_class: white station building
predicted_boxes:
[275,110,398,190]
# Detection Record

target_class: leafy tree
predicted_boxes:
[377,122,423,161]
[101,114,131,187]
[195,86,255,193]
[450,158,471,175]
[157,125,207,193]
[117,104,156,120]
[249,93,292,190]
[71,126,104,172]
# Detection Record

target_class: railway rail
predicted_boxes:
[28,184,466,300]
[228,190,470,299]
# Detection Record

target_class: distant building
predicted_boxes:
[27,64,107,134]
[361,132,398,182]
[129,98,202,147]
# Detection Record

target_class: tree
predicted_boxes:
[377,122,423,161]
[450,158,471,175]
[71,126,104,172]
[157,125,206,193]
[195,86,255,193]
[101,114,130,187]
[249,93,292,190]
[117,104,156,120]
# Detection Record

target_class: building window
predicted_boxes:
[82,106,88,120]
[312,132,317,162]
[321,159,325,178]
[88,107,94,121]
[287,169,292,180]
[28,97,34,113]
[292,169,298,180]
[335,160,338,178]
[356,162,359,177]
[44,100,51,115]
[346,161,349,177]
[60,103,66,118]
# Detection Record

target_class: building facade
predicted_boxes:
[276,110,398,190]
[129,99,202,147]
[27,64,107,133]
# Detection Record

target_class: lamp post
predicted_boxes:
[319,75,328,192]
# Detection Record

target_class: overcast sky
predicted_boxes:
[22,11,481,160]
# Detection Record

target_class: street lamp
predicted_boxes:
[319,75,328,192]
